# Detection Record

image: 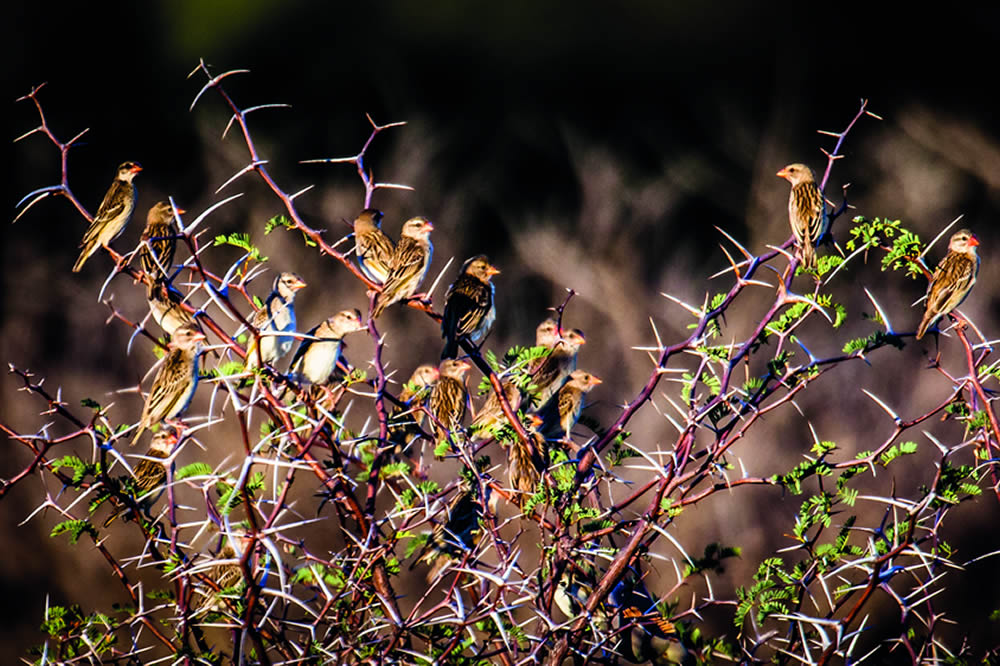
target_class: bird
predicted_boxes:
[532,318,561,353]
[469,379,522,443]
[428,359,471,453]
[147,281,197,337]
[244,272,307,373]
[620,606,693,665]
[530,328,587,410]
[288,309,366,385]
[130,324,205,447]
[777,163,828,271]
[553,565,612,633]
[353,208,395,284]
[138,201,180,283]
[192,535,248,616]
[416,483,494,582]
[103,429,176,526]
[73,161,142,272]
[371,217,434,318]
[916,228,981,340]
[388,364,440,455]
[537,369,602,442]
[440,255,500,359]
[507,414,546,508]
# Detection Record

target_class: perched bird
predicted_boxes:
[244,272,307,373]
[440,255,500,359]
[73,161,142,272]
[532,318,562,353]
[428,359,471,452]
[553,566,611,632]
[469,379,522,443]
[147,281,197,337]
[777,163,828,271]
[193,535,248,616]
[138,201,180,282]
[916,229,981,339]
[530,328,586,410]
[416,483,494,582]
[620,607,693,665]
[507,414,546,507]
[388,364,440,455]
[103,429,176,526]
[538,369,602,442]
[288,309,365,385]
[130,324,206,447]
[353,208,395,284]
[371,217,434,318]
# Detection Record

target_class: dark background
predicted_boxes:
[6,2,1000,661]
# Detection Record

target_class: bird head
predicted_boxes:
[776,163,815,186]
[275,272,307,297]
[949,228,980,254]
[401,217,434,240]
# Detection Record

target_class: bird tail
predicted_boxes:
[915,313,935,340]
[799,242,816,271]
[72,244,94,273]
[441,337,459,359]
[129,424,146,448]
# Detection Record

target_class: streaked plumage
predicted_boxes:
[289,309,365,385]
[428,359,471,451]
[388,364,440,455]
[103,429,176,526]
[130,324,205,447]
[621,607,693,666]
[916,229,980,339]
[244,272,306,372]
[139,201,180,282]
[777,163,827,271]
[553,567,611,633]
[147,281,196,337]
[73,161,142,272]
[371,217,434,318]
[353,208,395,284]
[441,255,500,359]
[508,414,545,507]
[469,379,522,442]
[530,328,586,410]
[193,537,248,616]
[538,369,602,441]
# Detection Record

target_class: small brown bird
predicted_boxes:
[147,282,197,337]
[244,272,307,373]
[620,607,693,666]
[916,229,981,340]
[193,535,248,616]
[553,566,612,633]
[533,318,561,352]
[73,161,142,272]
[531,328,587,410]
[538,369,602,442]
[441,255,500,359]
[371,217,434,318]
[130,324,206,447]
[139,201,181,282]
[388,364,440,455]
[777,163,828,271]
[353,208,395,284]
[103,429,176,526]
[469,380,522,443]
[428,359,471,452]
[289,309,366,385]
[507,414,546,507]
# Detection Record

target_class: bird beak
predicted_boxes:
[131,164,144,173]
[588,376,603,387]
[175,207,187,215]
[968,236,981,247]
[486,265,501,277]
[424,222,435,231]
[776,168,789,179]
[290,278,307,290]
[528,414,544,428]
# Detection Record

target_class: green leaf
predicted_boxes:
[51,519,97,544]
[176,462,214,481]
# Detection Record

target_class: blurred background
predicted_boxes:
[6,1,1000,661]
